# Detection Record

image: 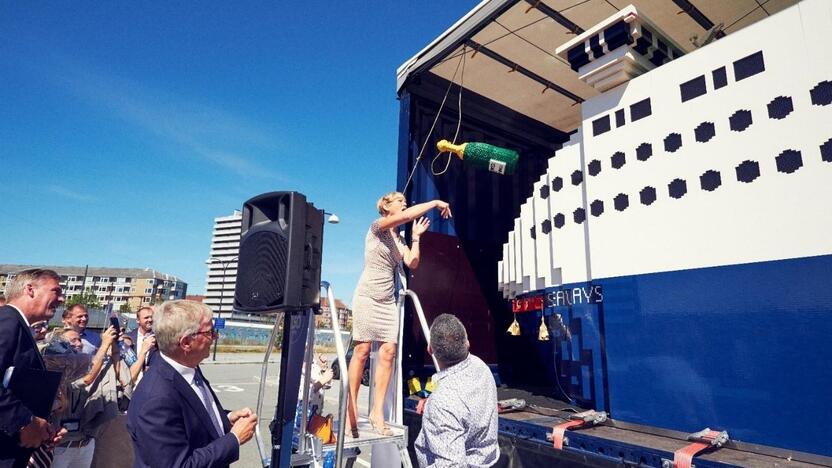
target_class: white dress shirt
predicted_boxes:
[136,329,149,357]
[158,352,233,443]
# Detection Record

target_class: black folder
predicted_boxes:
[7,367,62,418]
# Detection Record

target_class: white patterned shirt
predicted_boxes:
[415,354,499,467]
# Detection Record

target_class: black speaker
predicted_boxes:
[234,191,324,313]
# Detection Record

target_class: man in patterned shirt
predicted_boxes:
[415,314,499,467]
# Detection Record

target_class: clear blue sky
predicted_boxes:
[0,1,476,301]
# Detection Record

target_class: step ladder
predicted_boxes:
[253,281,432,468]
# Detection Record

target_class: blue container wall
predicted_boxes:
[512,254,832,457]
[600,255,832,456]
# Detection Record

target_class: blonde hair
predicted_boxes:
[377,191,405,216]
[154,300,213,355]
[4,269,61,301]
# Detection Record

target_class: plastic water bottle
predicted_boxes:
[120,341,138,367]
[322,450,335,468]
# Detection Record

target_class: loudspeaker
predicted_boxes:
[234,191,324,313]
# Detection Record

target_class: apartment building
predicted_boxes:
[317,296,352,330]
[204,210,241,318]
[0,264,187,310]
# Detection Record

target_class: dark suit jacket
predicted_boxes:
[0,305,46,468]
[127,355,238,468]
[125,328,157,370]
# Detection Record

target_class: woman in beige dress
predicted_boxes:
[347,192,451,436]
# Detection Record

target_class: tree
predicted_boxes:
[119,303,132,313]
[65,290,101,309]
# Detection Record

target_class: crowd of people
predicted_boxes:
[0,193,499,468]
[0,270,258,468]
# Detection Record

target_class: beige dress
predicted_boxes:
[352,220,406,343]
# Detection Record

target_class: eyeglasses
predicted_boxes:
[191,328,218,339]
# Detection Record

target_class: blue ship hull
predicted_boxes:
[512,253,832,456]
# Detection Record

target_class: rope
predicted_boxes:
[430,44,466,177]
[402,45,467,194]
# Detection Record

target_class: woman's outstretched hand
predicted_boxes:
[413,217,430,237]
[436,200,452,219]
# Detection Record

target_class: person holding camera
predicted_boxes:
[125,306,157,383]
[49,324,132,468]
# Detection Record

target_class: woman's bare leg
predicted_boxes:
[368,341,396,428]
[346,341,371,433]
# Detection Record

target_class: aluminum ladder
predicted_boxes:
[253,281,415,467]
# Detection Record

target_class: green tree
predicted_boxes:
[119,303,132,313]
[65,290,102,309]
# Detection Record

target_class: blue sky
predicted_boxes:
[0,1,476,301]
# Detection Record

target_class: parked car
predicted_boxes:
[330,347,370,386]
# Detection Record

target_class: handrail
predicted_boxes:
[254,312,282,467]
[322,281,348,468]
[401,290,439,372]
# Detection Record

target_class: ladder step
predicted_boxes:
[325,418,408,450]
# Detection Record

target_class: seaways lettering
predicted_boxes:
[511,285,603,312]
[546,285,603,307]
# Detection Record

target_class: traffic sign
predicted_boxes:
[214,318,226,330]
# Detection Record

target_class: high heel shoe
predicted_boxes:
[368,420,393,437]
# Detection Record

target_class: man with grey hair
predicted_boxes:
[127,300,257,468]
[415,314,499,467]
[1,269,67,468]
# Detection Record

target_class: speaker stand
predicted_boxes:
[269,307,311,468]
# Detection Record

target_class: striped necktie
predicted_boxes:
[28,446,53,468]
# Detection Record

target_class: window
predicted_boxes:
[143,297,151,303]
[615,109,625,128]
[712,67,727,89]
[680,75,706,102]
[592,115,611,136]
[733,51,765,82]
[145,288,153,294]
[630,98,652,121]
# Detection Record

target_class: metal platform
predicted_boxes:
[338,417,409,450]
[403,392,832,468]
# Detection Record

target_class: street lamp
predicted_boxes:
[205,255,238,361]
[324,211,340,224]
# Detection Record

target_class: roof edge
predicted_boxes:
[396,0,516,93]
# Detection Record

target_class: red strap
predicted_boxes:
[551,420,585,450]
[673,430,723,468]
[673,441,710,468]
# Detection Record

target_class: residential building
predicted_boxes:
[0,264,187,311]
[205,210,241,317]
[317,297,352,330]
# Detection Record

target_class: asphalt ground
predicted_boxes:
[202,354,373,468]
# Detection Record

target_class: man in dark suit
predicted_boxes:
[127,300,257,468]
[0,269,66,468]
[125,306,156,381]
